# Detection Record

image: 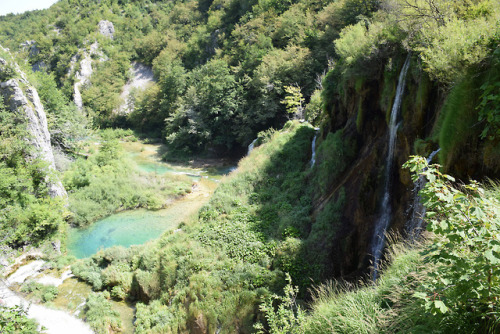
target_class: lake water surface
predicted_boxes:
[67,141,230,258]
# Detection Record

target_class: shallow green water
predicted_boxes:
[67,209,179,258]
[67,141,230,258]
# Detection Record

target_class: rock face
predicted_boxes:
[98,20,115,39]
[72,42,101,109]
[20,40,39,58]
[0,56,67,199]
[313,55,441,278]
[73,53,92,110]
[117,62,155,114]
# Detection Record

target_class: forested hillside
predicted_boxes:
[0,0,500,333]
[0,0,366,154]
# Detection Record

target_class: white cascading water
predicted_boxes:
[310,128,320,167]
[370,54,411,281]
[247,138,258,155]
[406,148,440,240]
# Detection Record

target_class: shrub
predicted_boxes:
[84,292,122,334]
[20,281,58,303]
[404,156,500,331]
[0,305,39,334]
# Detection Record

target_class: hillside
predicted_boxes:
[0,0,499,333]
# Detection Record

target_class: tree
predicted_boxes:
[281,85,304,118]
[165,59,242,152]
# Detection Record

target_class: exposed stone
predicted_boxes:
[73,41,106,109]
[0,56,67,199]
[117,62,155,114]
[20,40,39,58]
[98,20,115,39]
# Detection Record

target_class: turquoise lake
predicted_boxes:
[67,141,230,258]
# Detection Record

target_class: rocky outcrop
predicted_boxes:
[20,40,39,58]
[19,40,46,72]
[98,20,115,39]
[117,62,155,114]
[0,55,67,198]
[72,42,103,109]
[0,260,93,334]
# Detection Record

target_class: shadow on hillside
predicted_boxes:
[244,125,343,288]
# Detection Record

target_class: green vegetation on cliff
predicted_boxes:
[0,94,66,247]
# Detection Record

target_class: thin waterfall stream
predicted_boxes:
[406,148,440,240]
[370,54,411,281]
[310,128,319,167]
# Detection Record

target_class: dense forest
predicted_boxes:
[0,0,499,333]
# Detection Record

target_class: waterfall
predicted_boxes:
[406,148,440,240]
[370,54,411,281]
[310,128,319,167]
[247,138,258,155]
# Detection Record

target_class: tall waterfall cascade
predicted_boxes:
[310,128,320,167]
[406,148,440,240]
[370,54,411,281]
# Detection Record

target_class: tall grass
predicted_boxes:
[304,238,434,334]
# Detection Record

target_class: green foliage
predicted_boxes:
[21,280,59,303]
[0,305,39,334]
[312,130,356,196]
[63,131,191,226]
[254,274,305,334]
[0,60,16,81]
[70,122,346,332]
[0,94,66,246]
[0,0,379,153]
[435,72,480,168]
[82,50,130,124]
[478,80,500,140]
[32,71,88,149]
[477,48,500,141]
[382,0,500,83]
[303,241,426,334]
[304,89,322,125]
[335,20,402,71]
[417,14,499,83]
[281,85,304,116]
[165,58,242,152]
[404,156,500,329]
[84,292,122,334]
